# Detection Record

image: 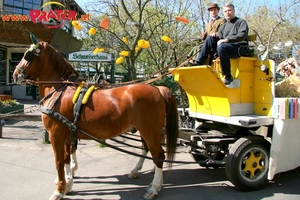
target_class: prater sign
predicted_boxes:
[1,1,90,29]
[68,51,112,62]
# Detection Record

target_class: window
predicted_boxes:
[9,53,24,84]
[3,0,42,15]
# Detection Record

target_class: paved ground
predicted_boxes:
[0,100,300,199]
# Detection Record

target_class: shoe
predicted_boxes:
[223,75,233,85]
[189,61,203,66]
[183,61,193,67]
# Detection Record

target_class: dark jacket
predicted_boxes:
[218,16,249,45]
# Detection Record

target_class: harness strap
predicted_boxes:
[40,105,74,131]
[39,84,88,150]
[40,105,208,164]
[71,86,88,149]
[39,84,67,108]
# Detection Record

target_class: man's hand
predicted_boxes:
[201,32,207,40]
[217,38,228,45]
[209,32,218,37]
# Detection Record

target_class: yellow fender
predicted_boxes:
[72,81,86,104]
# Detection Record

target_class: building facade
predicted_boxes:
[0,0,84,99]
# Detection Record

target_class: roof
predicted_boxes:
[0,21,55,47]
[0,0,85,49]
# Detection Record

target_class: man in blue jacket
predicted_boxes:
[217,3,249,85]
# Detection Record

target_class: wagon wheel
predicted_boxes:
[225,136,270,191]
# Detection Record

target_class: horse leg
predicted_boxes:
[63,140,74,194]
[143,140,165,199]
[128,150,147,179]
[70,151,78,177]
[70,139,78,177]
[53,142,75,192]
[128,138,149,179]
[49,135,74,200]
[144,165,163,199]
[49,135,68,200]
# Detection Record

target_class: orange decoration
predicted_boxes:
[174,16,189,24]
[100,17,110,30]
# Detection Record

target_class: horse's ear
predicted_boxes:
[30,33,39,45]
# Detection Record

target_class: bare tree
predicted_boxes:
[76,0,198,80]
[237,0,300,60]
[75,0,300,80]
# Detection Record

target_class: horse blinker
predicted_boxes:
[24,43,40,62]
[24,51,34,62]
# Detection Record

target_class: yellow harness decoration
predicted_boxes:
[82,85,96,104]
[72,82,97,104]
[72,81,85,104]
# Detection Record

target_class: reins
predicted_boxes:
[20,47,199,87]
[15,45,206,165]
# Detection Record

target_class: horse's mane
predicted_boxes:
[42,42,79,81]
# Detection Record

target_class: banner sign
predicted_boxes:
[68,51,112,62]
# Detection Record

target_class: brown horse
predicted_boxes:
[13,35,179,200]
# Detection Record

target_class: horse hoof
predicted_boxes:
[49,191,64,200]
[128,172,139,179]
[143,188,158,199]
[66,177,74,194]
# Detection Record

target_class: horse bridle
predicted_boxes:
[15,34,40,85]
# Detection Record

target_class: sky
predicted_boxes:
[75,0,286,9]
[74,0,299,23]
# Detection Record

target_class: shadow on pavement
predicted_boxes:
[65,167,300,200]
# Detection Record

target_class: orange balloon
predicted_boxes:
[174,16,189,24]
[100,17,110,30]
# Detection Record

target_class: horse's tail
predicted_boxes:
[157,86,179,168]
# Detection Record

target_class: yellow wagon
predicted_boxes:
[170,55,300,191]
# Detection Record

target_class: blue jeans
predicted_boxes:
[195,36,218,64]
[216,43,240,76]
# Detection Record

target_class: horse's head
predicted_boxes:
[13,33,41,85]
[13,33,79,85]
